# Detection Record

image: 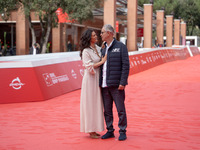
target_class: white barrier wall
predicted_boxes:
[0,46,199,104]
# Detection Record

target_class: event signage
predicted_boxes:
[9,77,25,90]
[0,46,199,104]
[71,69,77,79]
[43,73,69,87]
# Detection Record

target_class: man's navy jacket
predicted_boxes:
[99,39,130,87]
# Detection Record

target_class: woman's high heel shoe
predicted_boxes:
[89,132,100,139]
[95,132,100,136]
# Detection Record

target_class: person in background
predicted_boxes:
[0,39,2,51]
[67,41,72,51]
[29,43,40,55]
[0,39,2,56]
[1,45,7,56]
[100,24,130,141]
[80,29,107,139]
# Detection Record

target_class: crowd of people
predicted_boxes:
[0,39,16,56]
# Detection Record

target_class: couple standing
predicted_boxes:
[80,24,130,141]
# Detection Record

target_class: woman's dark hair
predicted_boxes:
[79,29,94,58]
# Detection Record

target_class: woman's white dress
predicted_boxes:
[80,45,104,133]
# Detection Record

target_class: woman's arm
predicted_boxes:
[93,55,107,68]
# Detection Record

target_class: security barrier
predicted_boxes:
[0,52,84,104]
[129,46,196,75]
[0,46,199,104]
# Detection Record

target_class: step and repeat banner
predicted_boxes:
[0,46,199,104]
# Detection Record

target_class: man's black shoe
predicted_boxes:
[101,132,115,139]
[118,133,127,141]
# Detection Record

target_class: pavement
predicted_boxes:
[0,55,200,150]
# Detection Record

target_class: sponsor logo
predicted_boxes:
[161,55,165,59]
[43,73,69,87]
[149,57,152,62]
[111,48,120,52]
[156,55,158,59]
[71,69,77,79]
[141,60,147,65]
[146,57,149,63]
[152,56,156,62]
[130,61,134,68]
[134,61,137,66]
[9,77,25,90]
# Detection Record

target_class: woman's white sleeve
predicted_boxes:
[82,50,95,74]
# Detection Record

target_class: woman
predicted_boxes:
[80,29,107,139]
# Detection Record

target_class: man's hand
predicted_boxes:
[118,85,125,90]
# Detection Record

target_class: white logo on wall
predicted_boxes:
[141,59,147,65]
[9,77,25,90]
[43,73,69,87]
[71,69,77,79]
[134,61,137,66]
[130,61,134,68]
[146,57,149,63]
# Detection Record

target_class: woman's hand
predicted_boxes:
[93,54,107,68]
[101,55,107,64]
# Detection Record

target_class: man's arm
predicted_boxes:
[119,43,130,88]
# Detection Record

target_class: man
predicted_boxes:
[67,41,72,51]
[0,39,2,51]
[100,24,130,141]
[29,43,40,55]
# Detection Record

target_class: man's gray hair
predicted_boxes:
[103,24,115,34]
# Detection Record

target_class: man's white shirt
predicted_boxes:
[33,47,36,55]
[102,40,114,88]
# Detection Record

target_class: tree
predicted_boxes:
[176,0,200,35]
[0,0,16,21]
[138,0,149,7]
[0,0,100,53]
[153,0,179,15]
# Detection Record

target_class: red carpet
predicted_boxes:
[0,55,200,150]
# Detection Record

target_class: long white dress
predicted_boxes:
[80,45,104,133]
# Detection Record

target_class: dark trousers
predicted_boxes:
[102,87,127,133]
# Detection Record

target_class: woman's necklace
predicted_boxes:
[90,46,100,58]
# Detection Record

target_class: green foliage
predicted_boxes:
[138,0,149,7]
[153,0,179,15]
[138,0,180,16]
[0,0,16,21]
[138,0,200,36]
[0,0,100,53]
[61,0,99,23]
[20,0,100,25]
[0,0,16,11]
[0,0,100,27]
[175,0,200,35]
[46,42,51,53]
